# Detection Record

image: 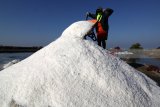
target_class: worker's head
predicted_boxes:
[104,8,114,16]
[96,7,103,15]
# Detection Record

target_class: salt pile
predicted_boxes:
[0,21,160,107]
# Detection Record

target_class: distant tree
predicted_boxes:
[157,47,160,49]
[130,43,143,49]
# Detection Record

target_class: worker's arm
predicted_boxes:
[86,12,96,19]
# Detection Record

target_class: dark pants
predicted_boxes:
[97,38,106,49]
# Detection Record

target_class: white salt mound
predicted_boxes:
[0,21,160,107]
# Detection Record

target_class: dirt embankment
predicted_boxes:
[143,49,160,60]
[127,62,160,86]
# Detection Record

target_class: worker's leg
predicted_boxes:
[102,40,106,49]
[97,38,101,47]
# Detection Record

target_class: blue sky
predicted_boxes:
[0,0,160,48]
